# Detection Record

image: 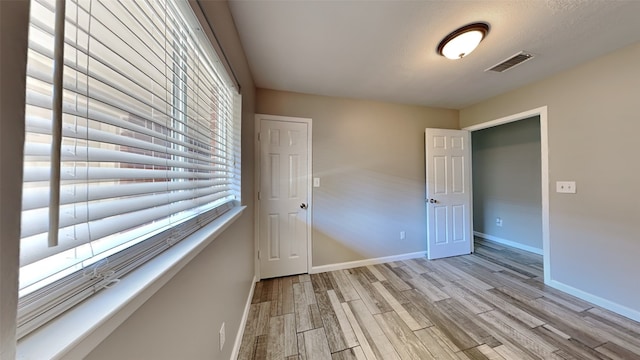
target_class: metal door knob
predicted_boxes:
[300,203,308,209]
[427,198,437,204]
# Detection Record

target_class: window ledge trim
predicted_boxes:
[16,206,246,360]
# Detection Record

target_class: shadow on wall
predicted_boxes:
[311,166,427,267]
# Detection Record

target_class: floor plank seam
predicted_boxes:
[237,239,640,360]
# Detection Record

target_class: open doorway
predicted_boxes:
[463,106,550,284]
[471,116,542,254]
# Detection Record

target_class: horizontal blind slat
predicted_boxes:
[24,143,228,172]
[23,166,226,183]
[25,115,229,166]
[21,186,231,238]
[21,193,234,266]
[22,179,228,211]
[25,92,230,159]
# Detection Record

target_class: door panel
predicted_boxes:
[434,156,447,194]
[268,214,280,260]
[425,128,472,259]
[434,206,447,244]
[259,118,310,278]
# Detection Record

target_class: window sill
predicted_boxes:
[16,206,246,360]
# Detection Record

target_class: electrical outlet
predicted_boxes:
[496,217,503,227]
[556,181,576,194]
[219,322,226,351]
[400,231,406,240]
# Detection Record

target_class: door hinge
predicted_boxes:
[257,132,261,141]
[258,251,261,259]
[257,191,261,200]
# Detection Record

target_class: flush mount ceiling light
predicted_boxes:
[437,22,490,60]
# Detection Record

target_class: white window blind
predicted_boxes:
[19,0,241,337]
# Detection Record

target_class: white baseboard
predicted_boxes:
[477,231,640,326]
[310,251,427,274]
[548,279,640,323]
[474,231,543,255]
[230,275,257,360]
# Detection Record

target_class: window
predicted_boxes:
[19,0,241,337]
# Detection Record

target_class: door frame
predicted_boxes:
[463,106,550,284]
[254,114,313,280]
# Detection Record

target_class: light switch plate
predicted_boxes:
[313,177,320,187]
[556,181,576,194]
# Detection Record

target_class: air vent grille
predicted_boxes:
[486,51,534,73]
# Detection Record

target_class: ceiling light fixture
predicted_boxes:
[437,22,490,60]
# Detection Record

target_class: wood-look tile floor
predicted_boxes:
[237,239,640,360]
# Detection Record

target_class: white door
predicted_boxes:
[258,117,311,278]
[425,128,473,259]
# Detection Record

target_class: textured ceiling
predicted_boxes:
[228,0,640,109]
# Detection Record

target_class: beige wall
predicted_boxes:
[472,116,542,250]
[86,1,256,359]
[461,42,640,316]
[256,89,458,266]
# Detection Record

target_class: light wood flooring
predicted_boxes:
[237,239,640,360]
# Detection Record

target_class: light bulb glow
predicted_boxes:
[441,30,484,59]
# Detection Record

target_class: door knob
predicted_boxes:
[300,203,308,209]
[427,198,437,204]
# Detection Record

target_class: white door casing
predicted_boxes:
[463,106,549,284]
[425,128,473,259]
[257,116,311,279]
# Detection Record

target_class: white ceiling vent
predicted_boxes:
[486,51,534,73]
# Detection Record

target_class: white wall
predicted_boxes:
[461,42,640,320]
